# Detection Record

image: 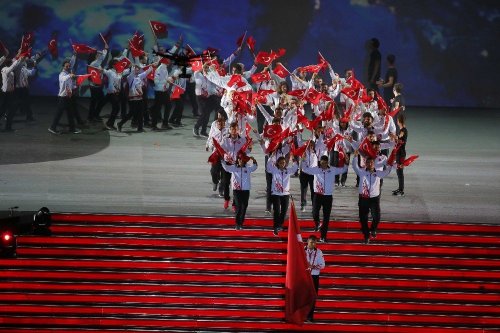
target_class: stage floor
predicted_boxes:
[1,97,499,224]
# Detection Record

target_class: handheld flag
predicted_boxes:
[150,20,168,39]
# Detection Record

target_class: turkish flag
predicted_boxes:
[285,200,317,325]
[273,63,290,79]
[376,91,389,112]
[290,140,310,158]
[255,51,276,66]
[189,57,203,72]
[171,85,185,99]
[129,43,145,58]
[143,65,155,81]
[387,142,402,165]
[130,32,144,50]
[87,66,102,85]
[300,64,322,74]
[114,57,131,74]
[15,48,32,60]
[325,134,344,151]
[20,32,34,53]
[150,20,168,39]
[297,112,312,131]
[212,138,227,158]
[253,89,275,104]
[263,124,282,139]
[322,102,335,121]
[48,33,58,59]
[246,36,256,53]
[207,151,220,165]
[402,155,419,167]
[287,89,306,100]
[305,88,323,105]
[251,71,271,84]
[318,52,329,67]
[72,43,97,55]
[227,74,243,88]
[275,48,286,58]
[237,137,253,159]
[233,91,252,106]
[76,74,92,86]
[359,137,377,159]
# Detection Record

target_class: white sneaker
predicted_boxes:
[301,206,306,212]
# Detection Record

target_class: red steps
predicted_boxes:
[0,213,499,332]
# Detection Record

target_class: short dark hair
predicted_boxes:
[394,83,403,93]
[397,113,406,125]
[320,155,329,162]
[308,235,318,241]
[363,112,373,119]
[229,121,239,129]
[371,38,380,48]
[387,54,396,65]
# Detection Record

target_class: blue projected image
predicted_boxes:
[0,0,498,108]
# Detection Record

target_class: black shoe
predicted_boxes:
[273,229,279,236]
[137,128,145,133]
[117,123,123,132]
[398,191,405,196]
[72,128,82,134]
[392,189,401,195]
[314,224,319,232]
[193,127,200,137]
[364,236,370,244]
[105,124,116,131]
[370,230,377,238]
[161,124,173,130]
[319,238,327,243]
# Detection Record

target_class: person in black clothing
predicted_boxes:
[378,54,398,107]
[393,114,407,196]
[391,82,405,132]
[367,38,381,91]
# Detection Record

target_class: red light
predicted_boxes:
[2,233,12,242]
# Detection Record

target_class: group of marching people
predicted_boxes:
[200,44,412,245]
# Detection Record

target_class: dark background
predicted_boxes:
[0,0,498,108]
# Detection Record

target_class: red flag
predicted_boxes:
[246,36,256,53]
[290,140,310,157]
[150,20,168,39]
[245,123,253,140]
[129,43,145,58]
[359,137,377,159]
[233,91,252,107]
[322,102,335,121]
[275,48,286,59]
[318,51,329,67]
[212,138,227,158]
[20,32,34,53]
[237,138,253,161]
[287,89,307,100]
[251,71,271,84]
[253,89,275,104]
[15,48,32,60]
[72,43,97,55]
[159,57,170,65]
[325,134,344,151]
[263,124,282,139]
[254,51,275,66]
[387,142,402,165]
[171,85,185,99]
[266,128,290,154]
[47,33,58,59]
[309,115,324,131]
[143,65,155,81]
[130,32,144,50]
[227,74,243,88]
[305,88,323,105]
[297,112,312,131]
[189,57,203,72]
[273,63,290,79]
[388,106,401,118]
[76,74,92,86]
[376,91,389,113]
[207,151,220,164]
[300,64,322,74]
[114,57,131,74]
[236,33,246,47]
[205,46,220,55]
[285,200,317,325]
[87,66,102,85]
[402,155,419,167]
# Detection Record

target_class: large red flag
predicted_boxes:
[273,63,290,79]
[76,74,92,86]
[149,20,168,39]
[87,66,102,85]
[129,43,145,58]
[287,89,307,100]
[189,57,203,72]
[251,71,271,84]
[290,140,310,158]
[359,137,377,159]
[130,32,144,50]
[254,51,276,66]
[72,43,97,55]
[402,155,419,167]
[171,85,185,99]
[263,123,282,139]
[285,200,317,325]
[114,57,131,74]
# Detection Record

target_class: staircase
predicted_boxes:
[1,213,499,332]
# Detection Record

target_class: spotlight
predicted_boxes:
[0,230,16,258]
[33,207,52,236]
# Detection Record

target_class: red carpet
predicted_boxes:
[0,213,499,332]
